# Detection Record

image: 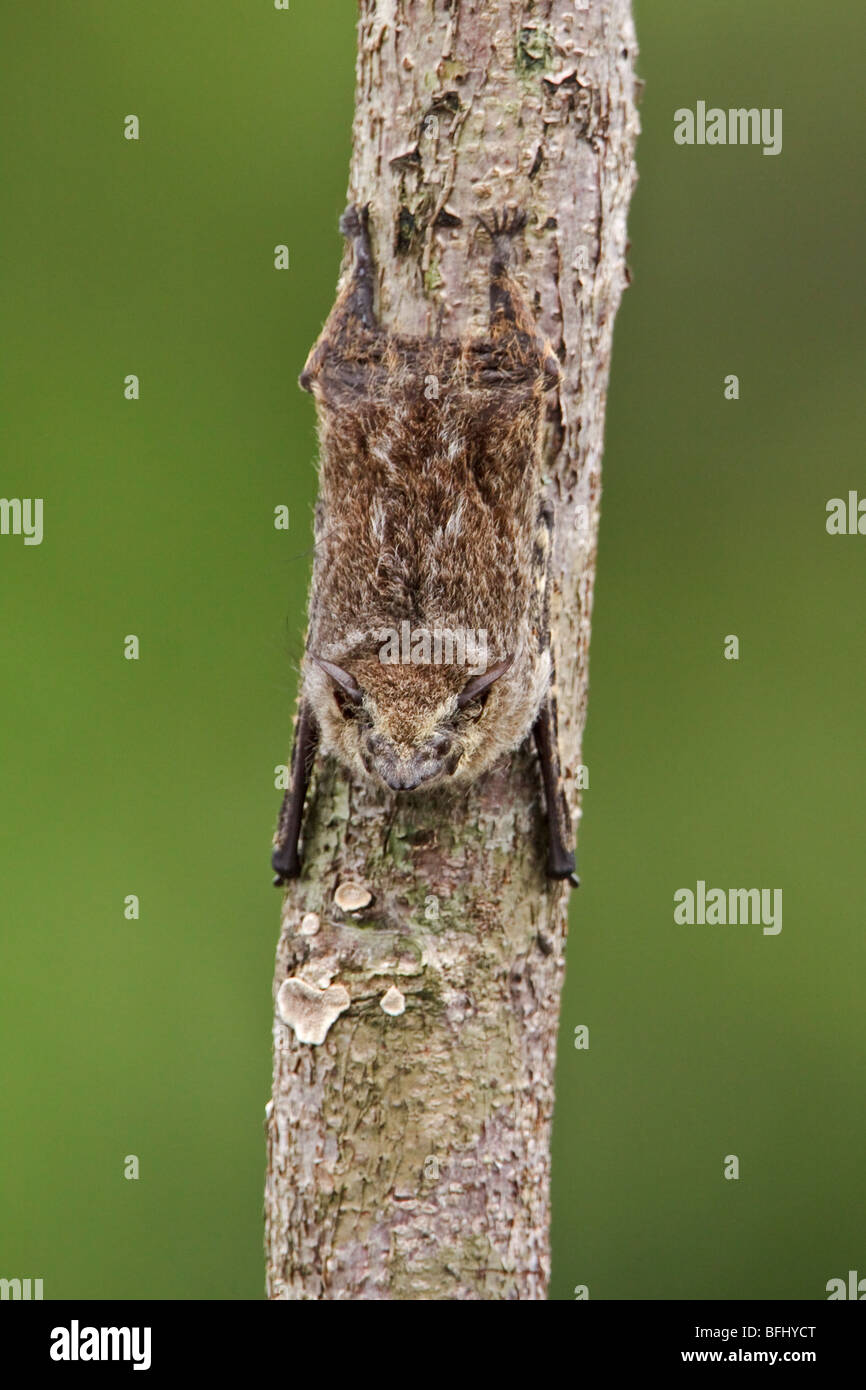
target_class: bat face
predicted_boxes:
[357,721,462,792]
[306,649,547,793]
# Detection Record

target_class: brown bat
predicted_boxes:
[272,204,578,887]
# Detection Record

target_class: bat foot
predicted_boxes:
[339,203,369,241]
[338,204,376,330]
[478,207,527,281]
[477,206,528,241]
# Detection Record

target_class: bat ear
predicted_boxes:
[311,655,364,704]
[456,656,513,707]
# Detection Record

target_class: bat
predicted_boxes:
[273,204,578,888]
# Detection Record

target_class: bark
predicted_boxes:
[265,0,639,1300]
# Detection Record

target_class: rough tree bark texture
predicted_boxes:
[265,0,638,1300]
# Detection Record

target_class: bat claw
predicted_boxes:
[546,859,579,885]
[477,206,527,240]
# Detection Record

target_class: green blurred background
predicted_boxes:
[1,1,863,1300]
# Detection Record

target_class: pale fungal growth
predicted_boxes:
[334,881,373,913]
[379,985,406,1017]
[277,977,350,1046]
[547,67,578,86]
[265,1099,273,1120]
[299,912,320,936]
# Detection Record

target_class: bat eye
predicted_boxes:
[456,657,513,713]
[458,690,490,723]
[333,687,360,720]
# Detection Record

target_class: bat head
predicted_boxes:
[306,640,550,791]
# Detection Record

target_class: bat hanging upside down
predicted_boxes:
[272,203,579,889]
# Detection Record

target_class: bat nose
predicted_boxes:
[368,732,456,791]
[382,766,437,791]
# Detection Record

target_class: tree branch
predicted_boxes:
[265,0,638,1301]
